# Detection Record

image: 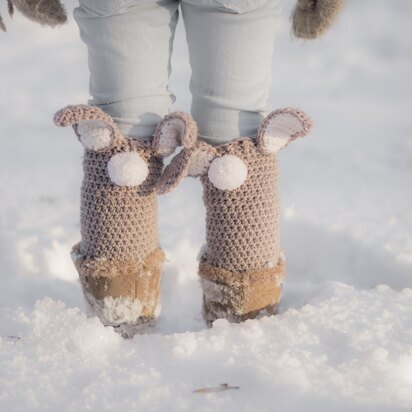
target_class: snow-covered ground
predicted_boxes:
[1,1,411,411]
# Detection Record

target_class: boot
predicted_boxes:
[158,108,312,325]
[54,105,197,337]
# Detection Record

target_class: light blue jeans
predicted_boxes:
[74,0,281,144]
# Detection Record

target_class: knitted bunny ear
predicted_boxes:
[152,112,198,157]
[54,105,126,152]
[156,148,194,195]
[157,142,216,195]
[257,108,312,155]
[292,0,346,39]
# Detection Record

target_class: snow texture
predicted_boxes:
[208,155,248,190]
[0,1,411,411]
[107,151,149,187]
[77,119,112,151]
[84,292,144,326]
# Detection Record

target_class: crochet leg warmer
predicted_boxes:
[158,108,312,325]
[55,105,197,336]
[199,139,284,324]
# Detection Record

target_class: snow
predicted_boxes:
[85,292,145,327]
[0,1,411,411]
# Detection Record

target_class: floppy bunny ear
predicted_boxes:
[152,112,198,157]
[257,108,312,155]
[156,142,216,195]
[54,104,126,152]
[156,148,194,195]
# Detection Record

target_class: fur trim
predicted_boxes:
[199,255,285,287]
[292,0,346,39]
[72,243,165,280]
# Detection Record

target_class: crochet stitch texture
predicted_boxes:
[158,108,312,324]
[54,104,198,335]
[201,138,280,272]
[80,140,162,263]
[55,105,164,265]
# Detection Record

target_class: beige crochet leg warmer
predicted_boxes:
[55,105,197,336]
[158,108,312,325]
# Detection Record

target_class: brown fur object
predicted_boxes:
[292,0,346,39]
[1,0,67,32]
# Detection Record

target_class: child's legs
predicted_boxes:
[180,0,281,144]
[73,0,180,139]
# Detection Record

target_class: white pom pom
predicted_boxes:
[77,119,112,151]
[107,152,149,187]
[208,155,248,191]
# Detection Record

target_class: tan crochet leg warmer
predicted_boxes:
[201,139,281,272]
[158,108,312,325]
[199,140,284,324]
[76,143,163,335]
[55,105,197,336]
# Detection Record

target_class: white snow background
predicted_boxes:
[1,1,412,411]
